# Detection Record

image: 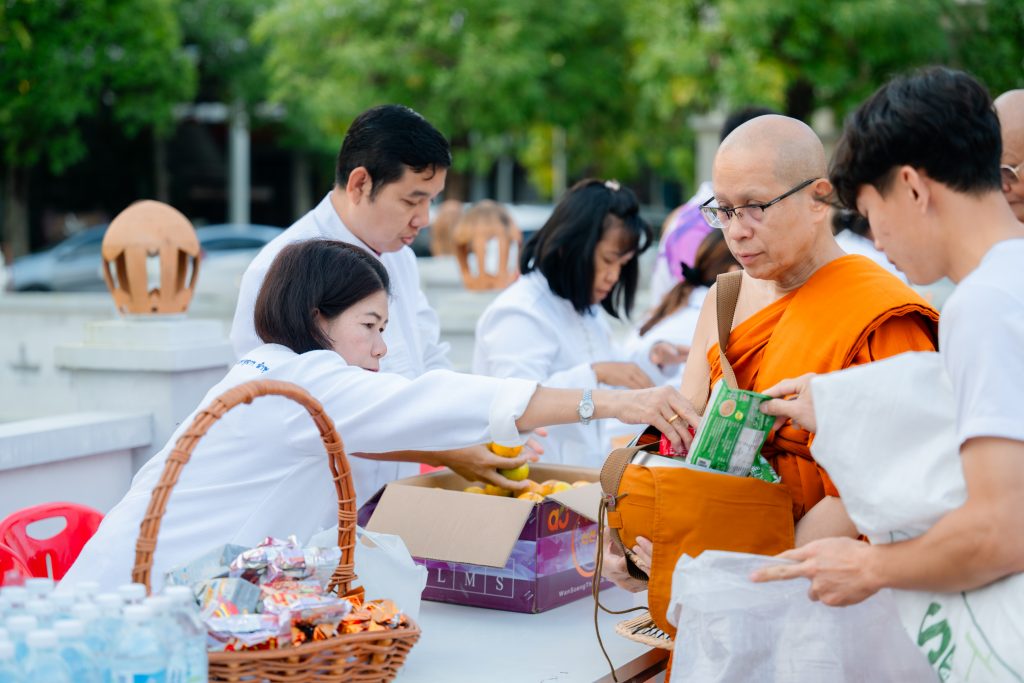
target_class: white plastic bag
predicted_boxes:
[811,351,1024,682]
[307,525,427,621]
[667,550,935,683]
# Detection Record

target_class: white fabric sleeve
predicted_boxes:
[477,305,597,389]
[941,286,1024,445]
[230,261,269,359]
[286,356,538,453]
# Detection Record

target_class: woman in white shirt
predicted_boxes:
[625,230,740,386]
[63,240,694,591]
[474,179,684,465]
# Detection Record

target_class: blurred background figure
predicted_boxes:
[452,200,522,290]
[649,107,777,304]
[994,89,1024,223]
[474,179,681,465]
[428,199,465,256]
[624,231,739,386]
[832,208,908,282]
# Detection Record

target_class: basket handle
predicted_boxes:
[131,379,358,596]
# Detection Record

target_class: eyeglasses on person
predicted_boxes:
[1001,163,1021,186]
[700,178,819,229]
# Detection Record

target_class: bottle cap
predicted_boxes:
[117,583,147,604]
[26,629,58,649]
[24,577,54,598]
[71,603,101,623]
[5,615,38,634]
[0,640,14,659]
[122,605,152,623]
[54,619,85,639]
[144,595,172,614]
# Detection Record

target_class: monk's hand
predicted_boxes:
[601,386,699,451]
[601,530,648,593]
[628,536,654,576]
[437,445,537,492]
[592,361,656,389]
[749,537,881,607]
[760,373,818,433]
[649,342,689,369]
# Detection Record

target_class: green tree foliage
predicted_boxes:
[0,0,195,256]
[254,0,633,194]
[950,0,1024,95]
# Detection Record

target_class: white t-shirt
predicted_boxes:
[60,343,536,592]
[940,238,1024,446]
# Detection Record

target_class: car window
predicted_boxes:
[201,237,266,251]
[61,233,105,259]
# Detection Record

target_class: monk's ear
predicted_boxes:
[345,167,373,204]
[809,178,833,215]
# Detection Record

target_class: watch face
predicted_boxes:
[580,399,595,419]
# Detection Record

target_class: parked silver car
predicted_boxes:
[6,223,283,292]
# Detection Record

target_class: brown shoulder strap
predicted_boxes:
[715,270,743,390]
[599,446,650,582]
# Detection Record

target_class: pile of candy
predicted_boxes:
[166,536,408,652]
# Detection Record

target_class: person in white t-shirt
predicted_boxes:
[751,68,1024,604]
[230,104,532,502]
[63,240,697,591]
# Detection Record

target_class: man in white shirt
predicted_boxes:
[231,105,524,504]
[753,68,1024,604]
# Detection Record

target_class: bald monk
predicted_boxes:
[995,90,1024,223]
[604,115,938,589]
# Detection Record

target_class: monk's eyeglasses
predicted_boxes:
[700,178,818,229]
[1001,163,1021,186]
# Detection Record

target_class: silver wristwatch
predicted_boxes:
[578,389,595,425]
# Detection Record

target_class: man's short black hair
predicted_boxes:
[255,240,390,354]
[335,105,452,200]
[520,179,652,319]
[830,67,1003,211]
[720,107,778,141]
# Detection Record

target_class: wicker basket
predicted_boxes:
[614,611,673,651]
[130,379,420,682]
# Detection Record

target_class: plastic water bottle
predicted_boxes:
[23,629,72,683]
[117,584,147,606]
[70,603,110,683]
[143,596,185,683]
[24,599,57,628]
[0,588,28,618]
[94,594,125,683]
[47,592,76,619]
[163,587,207,683]
[4,616,37,663]
[74,581,102,603]
[0,640,24,683]
[110,605,167,683]
[54,619,102,683]
[24,578,54,600]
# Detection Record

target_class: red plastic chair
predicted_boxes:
[0,503,104,580]
[0,542,31,586]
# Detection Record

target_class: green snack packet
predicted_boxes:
[749,452,781,484]
[688,381,774,477]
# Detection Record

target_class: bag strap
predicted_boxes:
[714,270,743,392]
[599,446,650,582]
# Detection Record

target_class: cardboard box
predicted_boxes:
[357,464,610,613]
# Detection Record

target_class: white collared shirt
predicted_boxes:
[229,193,452,496]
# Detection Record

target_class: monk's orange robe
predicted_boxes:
[707,255,939,521]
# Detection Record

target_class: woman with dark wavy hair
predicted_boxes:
[474,179,680,466]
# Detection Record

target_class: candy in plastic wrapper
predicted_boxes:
[165,543,248,587]
[205,613,290,652]
[228,536,342,586]
[260,579,345,616]
[289,600,354,647]
[195,578,261,619]
[339,598,407,635]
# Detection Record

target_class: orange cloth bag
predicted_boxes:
[600,272,795,637]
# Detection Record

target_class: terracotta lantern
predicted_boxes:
[101,200,201,315]
[452,200,522,291]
